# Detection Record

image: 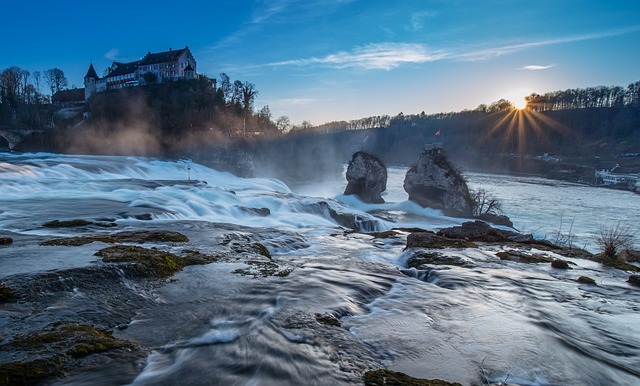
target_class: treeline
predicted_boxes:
[522,81,640,112]
[0,66,69,129]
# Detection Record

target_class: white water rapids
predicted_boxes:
[1,152,639,385]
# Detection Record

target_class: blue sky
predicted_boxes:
[3,0,640,124]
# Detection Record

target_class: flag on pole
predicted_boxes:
[435,130,441,136]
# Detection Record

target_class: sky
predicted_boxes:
[2,0,640,125]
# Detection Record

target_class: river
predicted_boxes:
[1,152,639,385]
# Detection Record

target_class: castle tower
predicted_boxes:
[84,63,98,102]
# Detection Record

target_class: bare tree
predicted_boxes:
[32,71,42,101]
[231,80,243,108]
[0,66,23,104]
[219,73,231,103]
[276,115,291,133]
[44,68,68,95]
[241,81,258,112]
[471,188,503,216]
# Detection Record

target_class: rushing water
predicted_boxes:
[1,153,639,386]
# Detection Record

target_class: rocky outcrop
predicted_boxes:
[403,147,472,216]
[344,151,387,203]
[437,220,522,242]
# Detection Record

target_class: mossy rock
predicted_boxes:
[0,283,16,303]
[496,250,554,264]
[43,219,93,228]
[363,369,462,386]
[0,356,66,386]
[0,237,12,246]
[1,324,135,386]
[577,276,596,284]
[110,230,189,243]
[180,249,220,265]
[551,259,570,269]
[40,236,118,246]
[599,257,640,272]
[96,245,187,278]
[315,313,341,327]
[39,230,189,247]
[406,232,477,249]
[252,242,271,259]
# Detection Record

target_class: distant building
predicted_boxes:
[84,46,197,101]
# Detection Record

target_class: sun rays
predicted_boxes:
[476,102,569,156]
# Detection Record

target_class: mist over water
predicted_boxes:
[1,153,639,386]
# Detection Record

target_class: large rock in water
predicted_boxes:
[344,151,387,204]
[403,147,473,216]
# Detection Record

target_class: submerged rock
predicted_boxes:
[110,230,189,243]
[43,219,94,228]
[403,147,473,216]
[315,313,342,327]
[344,151,387,204]
[577,276,596,284]
[0,237,14,245]
[0,283,16,303]
[237,206,271,217]
[363,369,462,386]
[628,275,640,287]
[551,259,571,269]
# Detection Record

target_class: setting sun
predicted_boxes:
[513,97,527,110]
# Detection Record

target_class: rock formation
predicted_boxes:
[344,151,387,204]
[403,147,473,216]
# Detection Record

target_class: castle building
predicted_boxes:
[84,46,197,101]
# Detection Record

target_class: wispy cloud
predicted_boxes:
[268,97,318,106]
[104,49,120,61]
[454,26,640,61]
[522,64,555,71]
[267,43,447,70]
[409,10,437,32]
[212,0,353,49]
[248,25,640,72]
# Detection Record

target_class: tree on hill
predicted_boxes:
[44,68,68,95]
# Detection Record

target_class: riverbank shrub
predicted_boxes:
[596,221,635,261]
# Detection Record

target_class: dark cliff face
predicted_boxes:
[344,151,388,204]
[403,148,473,217]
